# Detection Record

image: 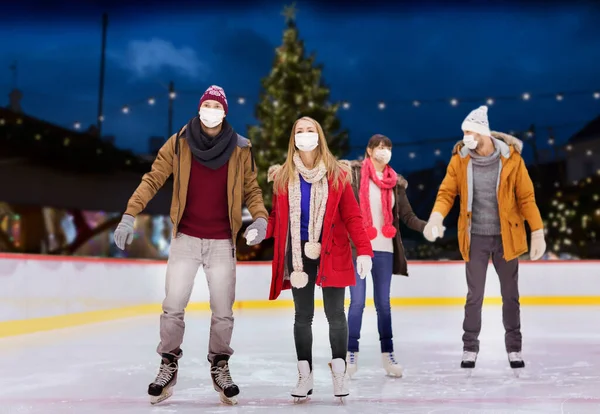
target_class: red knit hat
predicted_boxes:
[198,85,228,115]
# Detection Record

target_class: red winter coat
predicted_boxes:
[266,172,374,300]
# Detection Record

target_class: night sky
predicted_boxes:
[1,0,600,173]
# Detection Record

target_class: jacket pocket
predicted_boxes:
[331,236,352,271]
[508,218,527,253]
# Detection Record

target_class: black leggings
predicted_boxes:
[288,242,348,369]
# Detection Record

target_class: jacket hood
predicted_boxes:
[267,164,281,183]
[452,131,523,158]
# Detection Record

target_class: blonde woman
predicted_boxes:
[266,116,374,402]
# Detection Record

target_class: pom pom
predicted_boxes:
[290,271,309,288]
[304,242,321,259]
[367,226,378,240]
[382,225,397,238]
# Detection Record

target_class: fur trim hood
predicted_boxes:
[268,164,281,183]
[452,131,523,158]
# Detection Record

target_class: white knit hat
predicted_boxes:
[461,105,491,137]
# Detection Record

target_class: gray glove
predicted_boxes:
[243,217,267,246]
[114,214,135,250]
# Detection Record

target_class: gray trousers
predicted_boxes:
[462,234,521,353]
[157,233,236,363]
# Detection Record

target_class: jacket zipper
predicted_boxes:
[230,152,239,258]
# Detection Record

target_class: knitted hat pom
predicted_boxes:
[304,242,321,260]
[382,224,397,238]
[367,226,378,240]
[290,271,309,288]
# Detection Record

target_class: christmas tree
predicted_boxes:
[247,3,349,207]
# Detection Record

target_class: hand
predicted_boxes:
[529,229,546,261]
[423,212,445,242]
[243,218,267,246]
[114,214,135,250]
[356,255,372,279]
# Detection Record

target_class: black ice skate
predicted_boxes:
[508,351,525,377]
[210,356,239,405]
[148,354,178,404]
[461,351,478,372]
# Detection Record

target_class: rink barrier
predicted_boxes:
[1,253,600,338]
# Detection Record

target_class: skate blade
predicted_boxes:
[219,393,238,405]
[292,389,312,404]
[336,395,348,404]
[464,368,475,378]
[150,387,173,405]
[384,369,403,378]
[512,368,524,378]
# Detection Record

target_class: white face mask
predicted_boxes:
[373,148,392,164]
[463,134,478,150]
[199,107,225,128]
[295,132,319,152]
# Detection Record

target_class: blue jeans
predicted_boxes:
[348,251,394,353]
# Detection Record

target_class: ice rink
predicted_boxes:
[1,306,600,414]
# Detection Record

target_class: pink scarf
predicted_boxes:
[359,157,397,240]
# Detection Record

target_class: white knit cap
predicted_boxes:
[461,105,491,137]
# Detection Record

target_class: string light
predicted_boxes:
[450,98,459,106]
[413,100,421,107]
[548,138,554,145]
[169,91,177,99]
[342,101,350,109]
[587,149,593,156]
[122,106,130,114]
[434,149,441,156]
[486,98,494,105]
[522,92,531,100]
[148,97,155,105]
[595,92,600,99]
[237,97,246,105]
[556,93,564,101]
[408,152,416,159]
[73,122,81,130]
[378,102,386,110]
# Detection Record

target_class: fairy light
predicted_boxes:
[378,102,386,110]
[522,92,531,100]
[586,149,593,156]
[409,152,416,159]
[148,97,155,105]
[556,93,564,101]
[413,100,420,107]
[237,97,246,105]
[450,98,459,106]
[73,122,81,129]
[434,149,441,156]
[169,91,177,99]
[548,138,554,145]
[342,101,350,109]
[594,92,600,99]
[122,106,130,114]
[566,144,573,151]
[486,98,494,105]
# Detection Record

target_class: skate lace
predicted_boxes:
[332,370,346,390]
[387,353,398,365]
[154,363,177,386]
[211,364,234,389]
[296,370,310,388]
[462,351,477,361]
[508,352,522,362]
[348,352,356,364]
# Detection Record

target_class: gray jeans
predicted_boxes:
[463,234,521,353]
[157,233,236,363]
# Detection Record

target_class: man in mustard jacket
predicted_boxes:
[423,105,546,372]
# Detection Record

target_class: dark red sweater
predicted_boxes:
[178,158,231,240]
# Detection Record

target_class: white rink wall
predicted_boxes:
[1,254,600,322]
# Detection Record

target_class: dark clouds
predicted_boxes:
[1,1,599,172]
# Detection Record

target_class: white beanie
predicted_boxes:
[461,105,491,137]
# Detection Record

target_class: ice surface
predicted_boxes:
[1,306,600,413]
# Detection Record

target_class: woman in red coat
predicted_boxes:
[266,116,373,402]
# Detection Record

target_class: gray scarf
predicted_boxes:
[185,117,237,170]
[470,138,501,167]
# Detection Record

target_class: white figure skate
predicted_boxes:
[291,360,313,403]
[382,352,403,377]
[329,358,349,402]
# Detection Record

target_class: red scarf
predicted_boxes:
[359,157,397,240]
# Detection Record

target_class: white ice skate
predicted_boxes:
[382,352,403,377]
[346,352,358,378]
[329,358,349,402]
[461,351,477,377]
[508,352,525,377]
[291,360,313,403]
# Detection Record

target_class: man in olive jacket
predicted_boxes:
[113,85,268,405]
